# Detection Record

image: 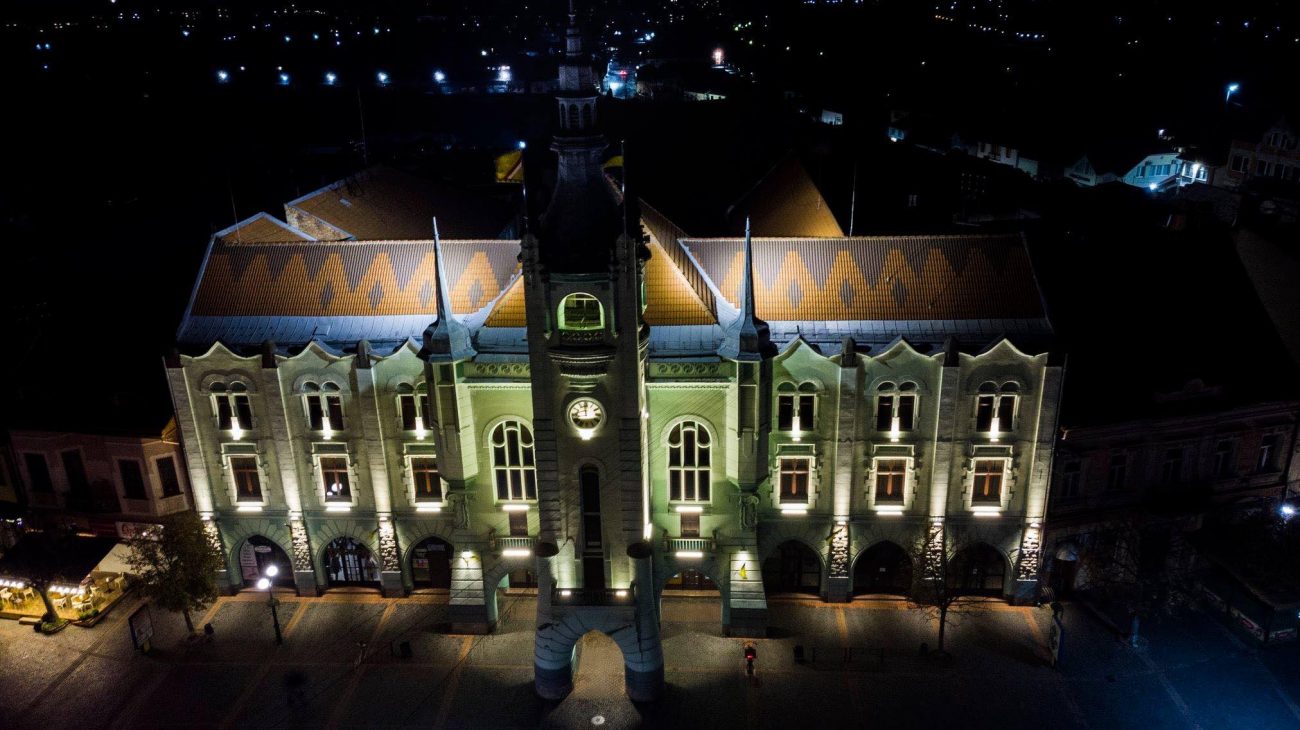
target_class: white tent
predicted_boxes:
[94,542,135,575]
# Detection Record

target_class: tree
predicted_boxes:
[126,511,223,633]
[907,526,989,655]
[1077,516,1199,647]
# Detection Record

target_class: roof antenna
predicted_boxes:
[356,87,369,168]
[226,170,241,243]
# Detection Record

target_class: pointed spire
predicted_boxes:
[422,217,476,362]
[718,218,774,361]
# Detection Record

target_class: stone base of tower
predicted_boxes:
[293,570,319,597]
[722,546,769,637]
[826,575,852,603]
[1008,579,1040,606]
[380,570,405,598]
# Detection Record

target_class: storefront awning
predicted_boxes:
[0,532,122,586]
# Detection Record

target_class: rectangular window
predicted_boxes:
[216,395,252,431]
[321,457,351,501]
[1107,453,1127,491]
[876,395,917,432]
[1059,461,1081,499]
[972,459,1004,503]
[1258,434,1280,472]
[399,394,430,431]
[156,456,183,497]
[24,453,53,492]
[976,395,1015,432]
[412,457,442,502]
[1232,154,1247,172]
[508,510,529,536]
[778,458,811,503]
[1213,440,1235,478]
[61,450,89,495]
[118,460,147,500]
[680,512,700,538]
[561,293,603,330]
[307,395,344,431]
[777,394,815,431]
[231,456,262,502]
[1257,160,1271,176]
[1160,448,1183,486]
[874,459,907,503]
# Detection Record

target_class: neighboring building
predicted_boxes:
[602,57,636,99]
[1043,387,1300,598]
[5,427,192,537]
[166,8,1063,701]
[1224,118,1300,190]
[1121,151,1216,192]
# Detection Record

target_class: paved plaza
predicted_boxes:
[2,590,1298,729]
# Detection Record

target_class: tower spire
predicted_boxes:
[422,217,476,361]
[718,218,774,360]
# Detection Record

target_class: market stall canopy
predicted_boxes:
[95,543,136,575]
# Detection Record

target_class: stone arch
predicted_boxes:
[534,607,664,702]
[760,537,824,596]
[313,520,382,588]
[851,540,913,596]
[220,519,296,590]
[405,535,455,590]
[951,541,1011,596]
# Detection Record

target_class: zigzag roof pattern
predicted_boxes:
[188,239,521,319]
[682,235,1046,322]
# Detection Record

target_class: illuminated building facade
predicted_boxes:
[165,7,1062,700]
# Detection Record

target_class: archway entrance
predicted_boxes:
[409,537,452,590]
[323,537,380,587]
[238,535,293,587]
[1048,542,1080,598]
[762,541,821,595]
[952,543,1006,596]
[853,541,912,596]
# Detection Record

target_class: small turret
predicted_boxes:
[421,218,476,361]
[718,218,775,360]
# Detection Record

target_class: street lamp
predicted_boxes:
[257,565,283,645]
[1281,502,1296,519]
[1225,83,1240,104]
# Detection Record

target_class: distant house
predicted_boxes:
[1062,155,1117,187]
[1121,151,1215,191]
[819,109,844,126]
[1224,117,1300,190]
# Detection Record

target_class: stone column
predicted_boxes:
[355,345,404,596]
[929,345,963,519]
[723,538,768,636]
[448,545,494,633]
[288,518,318,595]
[624,543,664,702]
[1011,522,1043,604]
[828,351,859,602]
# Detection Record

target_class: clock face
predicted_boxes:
[568,398,604,431]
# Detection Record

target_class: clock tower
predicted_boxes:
[523,1,664,702]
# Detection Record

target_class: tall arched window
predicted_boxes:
[558,293,603,331]
[491,420,537,501]
[581,103,593,129]
[975,381,1018,438]
[667,421,711,502]
[567,104,579,130]
[875,381,917,437]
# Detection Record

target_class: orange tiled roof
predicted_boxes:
[286,166,516,240]
[733,154,845,238]
[190,240,520,317]
[482,240,715,328]
[683,235,1044,321]
[217,213,315,244]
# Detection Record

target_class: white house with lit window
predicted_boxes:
[164,6,1062,703]
[1122,151,1215,192]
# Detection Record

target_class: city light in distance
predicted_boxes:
[712,47,724,65]
[216,70,229,83]
[325,71,337,85]
[498,66,512,83]
[377,71,390,85]
[278,72,290,85]
[433,69,446,83]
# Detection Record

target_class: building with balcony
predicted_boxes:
[3,426,192,537]
[165,7,1062,700]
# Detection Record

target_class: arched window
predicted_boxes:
[875,381,917,437]
[581,103,593,128]
[491,420,537,501]
[667,421,711,502]
[558,293,603,331]
[777,382,815,434]
[396,382,430,432]
[567,104,579,130]
[975,381,1018,437]
[212,381,252,433]
[304,381,344,435]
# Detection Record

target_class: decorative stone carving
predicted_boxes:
[922,522,946,580]
[828,523,850,578]
[739,493,758,529]
[377,519,400,572]
[289,519,313,572]
[202,520,224,557]
[1015,524,1042,581]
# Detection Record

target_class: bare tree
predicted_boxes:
[1077,516,1199,646]
[907,526,990,656]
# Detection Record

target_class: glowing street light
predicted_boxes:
[497,66,512,83]
[712,47,724,66]
[1226,83,1240,103]
[257,566,283,645]
[1282,502,1296,519]
[324,71,337,85]
[517,140,527,150]
[433,69,446,83]
[377,71,390,85]
[278,72,290,85]
[216,70,229,83]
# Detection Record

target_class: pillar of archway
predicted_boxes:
[448,541,495,634]
[534,544,665,702]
